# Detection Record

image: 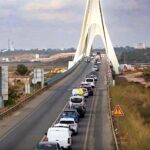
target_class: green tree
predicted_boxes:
[16,64,28,75]
[4,88,19,106]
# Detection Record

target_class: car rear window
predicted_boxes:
[71,98,82,103]
[63,111,75,116]
[60,121,74,124]
[86,79,94,82]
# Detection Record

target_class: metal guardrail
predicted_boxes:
[106,63,120,150]
[0,62,80,120]
[107,83,120,150]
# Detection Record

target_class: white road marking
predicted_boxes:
[83,90,97,150]
[41,101,69,142]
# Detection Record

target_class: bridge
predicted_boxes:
[0,0,119,150]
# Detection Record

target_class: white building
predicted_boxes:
[134,43,146,49]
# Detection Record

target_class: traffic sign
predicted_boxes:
[112,105,124,117]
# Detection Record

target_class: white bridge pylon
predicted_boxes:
[68,0,119,74]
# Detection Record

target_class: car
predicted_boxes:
[81,88,89,98]
[92,65,99,71]
[47,127,72,150]
[71,105,86,118]
[69,95,85,108]
[36,142,61,150]
[86,74,98,82]
[97,60,101,64]
[84,78,95,88]
[59,118,78,135]
[61,109,80,123]
[90,74,98,81]
[72,88,84,97]
[80,82,91,88]
[82,85,94,96]
[80,82,94,96]
[89,71,97,76]
[54,123,72,136]
[72,88,89,98]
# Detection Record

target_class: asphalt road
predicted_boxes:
[0,58,113,150]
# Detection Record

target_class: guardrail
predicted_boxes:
[0,61,80,120]
[107,84,120,150]
[107,66,120,150]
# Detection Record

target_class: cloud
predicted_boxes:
[26,11,80,23]
[23,0,85,23]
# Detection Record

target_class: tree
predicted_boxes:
[16,64,28,75]
[4,88,19,106]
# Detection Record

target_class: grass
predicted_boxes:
[111,82,150,150]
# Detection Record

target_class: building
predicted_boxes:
[134,43,146,49]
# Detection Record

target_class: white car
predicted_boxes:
[84,78,95,88]
[80,82,91,88]
[92,65,99,71]
[90,74,98,81]
[97,60,101,64]
[54,123,72,136]
[59,118,78,134]
[69,95,85,108]
[47,127,72,149]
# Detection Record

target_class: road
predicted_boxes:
[0,58,113,150]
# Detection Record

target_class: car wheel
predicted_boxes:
[81,114,85,118]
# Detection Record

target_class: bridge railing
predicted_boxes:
[46,61,80,85]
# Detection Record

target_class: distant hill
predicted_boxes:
[0,48,76,57]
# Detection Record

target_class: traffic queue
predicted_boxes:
[36,60,100,150]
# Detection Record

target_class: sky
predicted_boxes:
[0,0,150,49]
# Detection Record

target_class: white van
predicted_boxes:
[84,78,95,88]
[47,127,72,149]
[69,95,85,108]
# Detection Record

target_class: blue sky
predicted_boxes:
[0,0,150,49]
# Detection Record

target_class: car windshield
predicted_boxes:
[60,121,74,124]
[37,143,57,150]
[71,98,82,103]
[86,79,93,82]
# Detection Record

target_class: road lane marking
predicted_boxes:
[40,101,69,142]
[83,89,97,150]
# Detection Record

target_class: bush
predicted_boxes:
[4,88,19,107]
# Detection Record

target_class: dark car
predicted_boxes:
[36,142,61,150]
[72,105,86,118]
[61,109,80,123]
[83,86,94,96]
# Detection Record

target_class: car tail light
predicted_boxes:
[68,138,71,144]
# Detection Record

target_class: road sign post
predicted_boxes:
[112,105,124,117]
[112,105,124,148]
